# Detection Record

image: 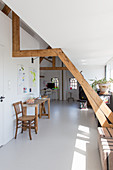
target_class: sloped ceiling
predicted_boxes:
[2,0,113,67]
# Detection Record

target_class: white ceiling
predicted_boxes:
[0,0,48,48]
[2,0,113,66]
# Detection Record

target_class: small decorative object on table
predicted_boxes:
[26,98,35,104]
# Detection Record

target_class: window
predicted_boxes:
[51,77,59,88]
[106,62,113,92]
[69,78,77,89]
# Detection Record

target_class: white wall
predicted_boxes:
[80,65,105,84]
[0,11,47,145]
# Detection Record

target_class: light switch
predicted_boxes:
[8,80,11,89]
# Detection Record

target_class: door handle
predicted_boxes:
[0,96,5,102]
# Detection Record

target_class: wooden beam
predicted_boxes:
[2,5,11,16]
[56,49,113,126]
[40,57,52,63]
[47,46,52,49]
[82,87,110,127]
[40,57,44,63]
[12,12,59,57]
[52,57,56,67]
[40,46,52,63]
[44,57,52,63]
[13,49,58,57]
[40,67,68,70]
[12,12,20,52]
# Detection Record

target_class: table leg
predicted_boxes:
[48,98,50,119]
[35,105,38,133]
[42,102,46,113]
[39,104,42,118]
[23,106,27,131]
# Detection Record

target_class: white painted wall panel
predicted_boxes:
[0,11,46,145]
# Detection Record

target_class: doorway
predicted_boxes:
[0,45,4,146]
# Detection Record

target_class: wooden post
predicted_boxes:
[12,12,20,54]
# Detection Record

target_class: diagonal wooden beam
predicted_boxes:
[82,87,111,127]
[55,49,113,126]
[2,5,11,16]
[40,57,44,63]
[44,58,52,63]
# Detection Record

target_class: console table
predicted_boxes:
[23,98,50,133]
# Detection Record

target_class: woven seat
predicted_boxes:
[18,116,35,121]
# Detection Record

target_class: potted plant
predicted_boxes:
[90,78,113,94]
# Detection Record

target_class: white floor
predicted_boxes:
[0,101,102,170]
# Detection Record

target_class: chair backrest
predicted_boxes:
[13,101,23,119]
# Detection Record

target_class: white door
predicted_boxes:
[0,46,4,146]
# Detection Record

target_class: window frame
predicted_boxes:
[69,78,77,90]
[51,77,59,88]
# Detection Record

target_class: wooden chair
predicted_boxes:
[13,101,35,140]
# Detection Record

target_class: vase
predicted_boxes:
[98,83,110,94]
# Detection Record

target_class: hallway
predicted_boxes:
[0,101,101,170]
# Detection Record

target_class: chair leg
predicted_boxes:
[15,120,18,139]
[21,121,23,133]
[29,121,32,140]
[34,119,37,134]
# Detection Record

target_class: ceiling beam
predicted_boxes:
[40,67,68,70]
[13,49,59,57]
[2,4,11,16]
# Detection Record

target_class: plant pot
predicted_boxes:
[98,83,110,94]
